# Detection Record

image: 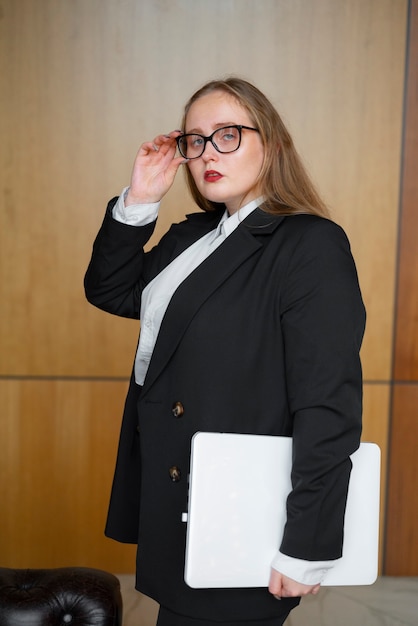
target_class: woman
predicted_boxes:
[85,77,366,626]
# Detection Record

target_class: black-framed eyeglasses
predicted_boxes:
[176,125,259,159]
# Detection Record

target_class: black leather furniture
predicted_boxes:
[0,567,122,625]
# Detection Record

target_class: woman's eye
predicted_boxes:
[218,128,238,142]
[191,136,204,147]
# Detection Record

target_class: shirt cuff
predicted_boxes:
[112,187,160,226]
[271,551,338,586]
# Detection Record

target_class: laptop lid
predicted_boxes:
[184,432,380,588]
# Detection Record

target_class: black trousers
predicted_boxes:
[156,606,293,626]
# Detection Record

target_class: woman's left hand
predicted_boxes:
[268,568,320,599]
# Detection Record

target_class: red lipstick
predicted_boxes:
[204,170,223,182]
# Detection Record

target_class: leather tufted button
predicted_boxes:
[0,566,122,626]
[171,401,184,418]
[169,466,181,482]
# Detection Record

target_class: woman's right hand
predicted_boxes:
[125,130,186,206]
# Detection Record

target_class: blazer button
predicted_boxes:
[172,401,184,418]
[169,466,181,482]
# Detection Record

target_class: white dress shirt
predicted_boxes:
[112,188,337,585]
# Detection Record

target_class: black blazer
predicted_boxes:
[84,199,366,621]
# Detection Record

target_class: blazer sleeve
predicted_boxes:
[279,217,366,561]
[84,199,223,319]
[84,198,157,319]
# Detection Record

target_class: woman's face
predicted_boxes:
[185,91,264,215]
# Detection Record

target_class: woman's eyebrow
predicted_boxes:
[185,122,237,134]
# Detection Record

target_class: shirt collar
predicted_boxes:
[215,197,265,238]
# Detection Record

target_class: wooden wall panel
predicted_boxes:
[393,0,418,382]
[0,380,136,570]
[362,384,391,568]
[0,0,406,379]
[385,0,418,576]
[385,386,418,574]
[0,0,408,571]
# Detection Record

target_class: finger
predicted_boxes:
[160,139,178,157]
[268,570,283,597]
[165,129,183,138]
[153,130,183,153]
[138,141,162,156]
[152,134,169,150]
[152,131,182,148]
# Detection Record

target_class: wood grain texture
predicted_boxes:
[362,383,391,572]
[385,0,418,576]
[0,0,408,570]
[0,0,407,379]
[0,379,136,571]
[394,0,418,381]
[384,385,418,575]
[0,380,390,574]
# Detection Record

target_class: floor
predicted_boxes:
[117,575,418,626]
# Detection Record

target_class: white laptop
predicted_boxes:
[184,432,380,588]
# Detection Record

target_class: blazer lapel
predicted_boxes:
[140,209,286,396]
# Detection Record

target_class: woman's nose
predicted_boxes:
[201,140,218,161]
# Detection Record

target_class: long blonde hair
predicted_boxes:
[181,77,329,218]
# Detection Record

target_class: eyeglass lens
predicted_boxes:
[178,126,242,159]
